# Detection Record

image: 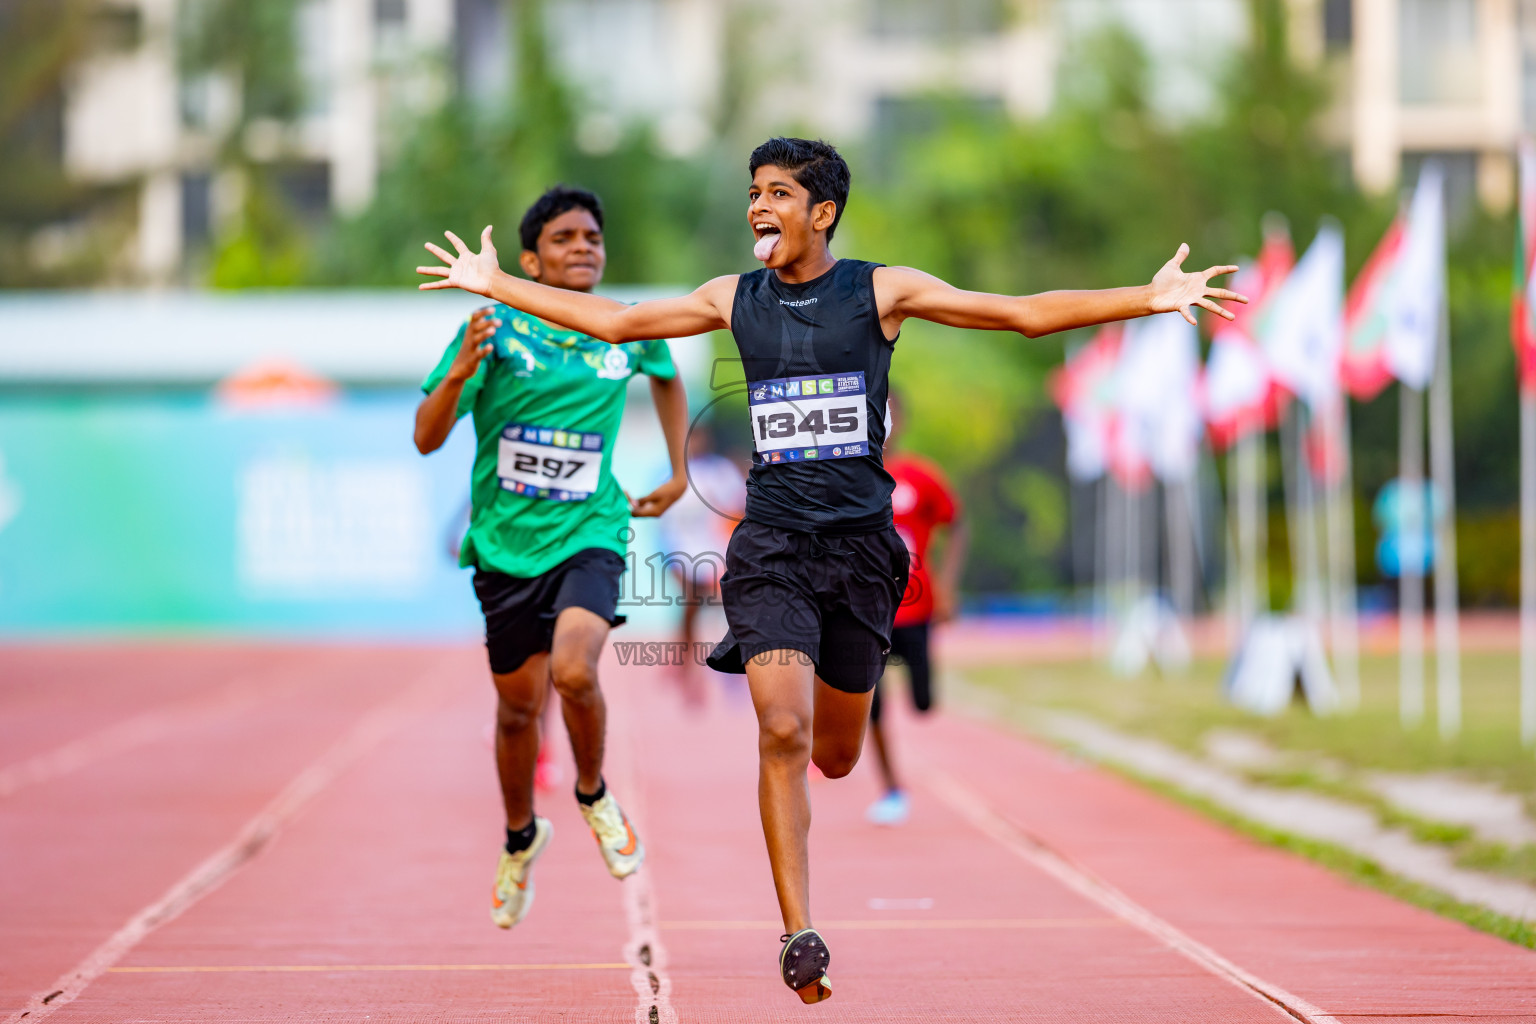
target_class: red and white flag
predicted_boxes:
[1515,139,1536,392]
[1256,223,1345,410]
[1204,223,1294,449]
[1050,325,1123,483]
[1342,165,1446,398]
[1117,313,1202,485]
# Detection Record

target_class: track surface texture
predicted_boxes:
[2,643,1533,1022]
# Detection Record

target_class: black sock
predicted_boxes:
[505,820,537,855]
[575,777,606,806]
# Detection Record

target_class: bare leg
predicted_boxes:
[547,606,611,797]
[746,651,875,934]
[492,653,552,830]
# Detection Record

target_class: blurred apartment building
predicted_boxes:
[43,0,1536,281]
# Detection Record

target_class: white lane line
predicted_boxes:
[603,677,678,1024]
[5,668,454,1024]
[925,769,1341,1024]
[0,661,311,799]
[107,962,630,974]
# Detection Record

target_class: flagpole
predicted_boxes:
[1400,383,1426,728]
[1522,390,1536,746]
[1326,396,1362,709]
[1225,444,1243,646]
[1167,479,1195,620]
[1104,476,1123,657]
[1430,291,1461,737]
[1094,476,1109,651]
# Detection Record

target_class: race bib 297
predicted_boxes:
[497,423,604,501]
[748,372,869,464]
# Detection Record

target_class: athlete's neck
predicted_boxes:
[773,248,836,285]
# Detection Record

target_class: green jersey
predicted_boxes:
[422,303,676,579]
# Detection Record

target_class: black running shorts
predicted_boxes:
[707,521,910,694]
[472,548,627,675]
[870,622,933,723]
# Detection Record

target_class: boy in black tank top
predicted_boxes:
[418,137,1246,1004]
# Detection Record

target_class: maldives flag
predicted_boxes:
[1204,222,1294,449]
[1050,324,1123,482]
[1515,139,1536,392]
[1342,165,1445,399]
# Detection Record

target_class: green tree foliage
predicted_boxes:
[0,0,135,286]
[316,0,717,287]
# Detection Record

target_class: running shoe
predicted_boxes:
[578,791,645,878]
[491,816,552,929]
[865,789,910,827]
[779,927,832,1003]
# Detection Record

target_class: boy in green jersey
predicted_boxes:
[414,187,688,930]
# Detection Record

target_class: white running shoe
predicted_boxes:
[490,816,552,929]
[865,790,910,827]
[578,791,645,878]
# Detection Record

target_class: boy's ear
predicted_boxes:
[518,249,542,280]
[811,199,838,234]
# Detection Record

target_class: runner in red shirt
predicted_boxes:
[866,390,967,826]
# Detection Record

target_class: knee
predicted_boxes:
[496,693,540,735]
[812,744,859,779]
[549,653,599,702]
[758,709,811,763]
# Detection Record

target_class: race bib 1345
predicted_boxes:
[497,423,604,501]
[748,371,869,464]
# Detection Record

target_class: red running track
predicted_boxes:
[1,643,1532,1022]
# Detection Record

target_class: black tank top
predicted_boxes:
[730,259,895,534]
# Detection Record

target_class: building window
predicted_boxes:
[1323,0,1351,48]
[1399,0,1480,104]
[375,0,407,25]
[1401,151,1476,232]
[455,0,509,104]
[868,0,1007,39]
[181,172,213,249]
[275,163,331,221]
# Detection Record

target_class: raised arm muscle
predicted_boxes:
[486,273,736,344]
[874,266,1155,339]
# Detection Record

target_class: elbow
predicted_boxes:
[413,427,439,455]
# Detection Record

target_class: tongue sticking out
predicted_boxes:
[753,232,780,262]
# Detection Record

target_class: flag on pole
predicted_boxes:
[1050,325,1123,483]
[1256,223,1345,410]
[1204,224,1294,449]
[1342,166,1446,398]
[1118,313,1202,483]
[1515,139,1536,392]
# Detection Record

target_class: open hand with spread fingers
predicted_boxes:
[418,226,501,297]
[1148,243,1247,326]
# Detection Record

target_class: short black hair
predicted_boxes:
[518,186,604,253]
[747,137,851,240]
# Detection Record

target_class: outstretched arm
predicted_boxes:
[874,244,1245,339]
[417,226,735,342]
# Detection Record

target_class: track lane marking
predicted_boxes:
[926,768,1341,1024]
[107,963,629,974]
[659,918,1121,930]
[4,667,457,1024]
[603,668,677,1024]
